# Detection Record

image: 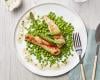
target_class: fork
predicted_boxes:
[73,33,86,80]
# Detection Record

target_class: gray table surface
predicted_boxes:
[0,0,100,80]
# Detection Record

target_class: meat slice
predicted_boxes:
[25,34,60,55]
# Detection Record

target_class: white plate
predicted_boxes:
[14,3,87,76]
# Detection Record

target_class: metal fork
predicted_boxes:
[73,33,86,80]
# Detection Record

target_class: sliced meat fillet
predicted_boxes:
[25,34,60,55]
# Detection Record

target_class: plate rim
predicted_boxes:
[14,2,87,77]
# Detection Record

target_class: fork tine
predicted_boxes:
[73,33,77,48]
[73,33,76,47]
[76,33,79,47]
[77,33,82,47]
[77,33,80,47]
[73,33,75,46]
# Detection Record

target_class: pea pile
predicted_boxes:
[25,12,74,67]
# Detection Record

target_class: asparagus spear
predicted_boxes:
[38,34,63,44]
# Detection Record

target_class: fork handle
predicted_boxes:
[80,64,86,80]
[92,56,98,80]
[79,55,86,80]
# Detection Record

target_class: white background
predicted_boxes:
[0,0,100,80]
